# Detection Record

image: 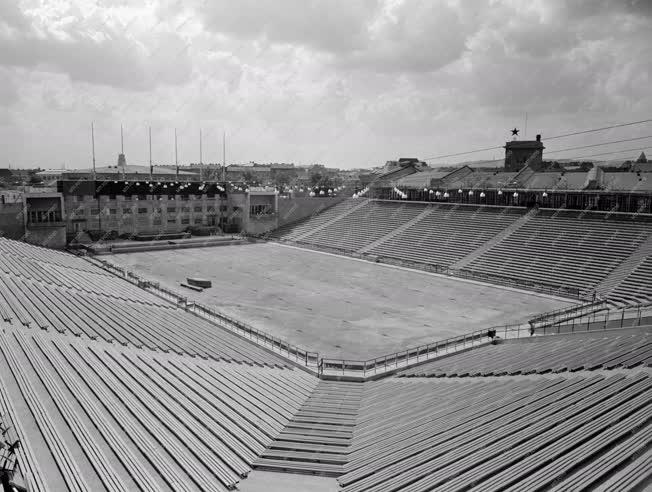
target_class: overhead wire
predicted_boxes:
[423,118,652,162]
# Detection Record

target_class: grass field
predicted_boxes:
[113,242,572,359]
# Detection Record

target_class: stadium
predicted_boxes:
[1,170,652,491]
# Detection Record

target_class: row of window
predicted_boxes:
[75,194,217,202]
[28,211,62,223]
[77,205,242,216]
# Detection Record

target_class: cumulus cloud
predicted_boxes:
[198,0,380,53]
[0,0,193,90]
[1,0,651,169]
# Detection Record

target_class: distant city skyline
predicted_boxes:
[1,0,651,169]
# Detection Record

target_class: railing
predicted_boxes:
[533,301,652,336]
[79,251,652,380]
[80,255,320,369]
[317,301,652,378]
[318,328,494,378]
[528,298,610,331]
[276,239,587,300]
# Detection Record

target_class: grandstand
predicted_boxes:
[0,199,651,492]
[268,198,652,303]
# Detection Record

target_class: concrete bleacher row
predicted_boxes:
[298,201,425,253]
[0,237,292,367]
[254,380,364,476]
[0,327,317,492]
[610,256,652,305]
[466,212,652,295]
[0,249,164,304]
[337,373,652,491]
[369,204,524,266]
[399,331,652,378]
[270,199,652,302]
[0,237,99,273]
[0,271,289,366]
[267,199,365,242]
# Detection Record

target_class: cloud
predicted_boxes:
[198,0,381,53]
[1,0,651,169]
[0,1,193,90]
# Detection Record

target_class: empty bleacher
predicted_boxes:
[466,211,652,294]
[0,326,317,492]
[337,373,652,491]
[254,380,364,476]
[368,204,524,266]
[267,199,366,242]
[268,200,652,300]
[609,256,652,305]
[2,231,652,491]
[0,237,293,367]
[399,331,652,377]
[297,201,425,252]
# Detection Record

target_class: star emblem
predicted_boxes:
[511,128,519,136]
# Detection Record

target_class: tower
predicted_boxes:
[504,133,544,172]
[117,124,127,178]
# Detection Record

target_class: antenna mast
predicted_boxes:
[175,128,179,180]
[199,128,203,181]
[524,112,528,139]
[91,122,96,180]
[222,131,226,182]
[120,124,126,179]
[149,126,153,181]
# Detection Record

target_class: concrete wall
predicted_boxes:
[24,225,67,249]
[0,203,25,239]
[277,196,347,227]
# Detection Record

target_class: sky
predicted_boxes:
[1,0,651,170]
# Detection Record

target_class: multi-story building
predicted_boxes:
[57,180,246,239]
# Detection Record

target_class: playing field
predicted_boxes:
[113,242,572,359]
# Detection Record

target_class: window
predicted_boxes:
[28,210,62,223]
[181,195,189,201]
[138,194,147,201]
[138,207,148,214]
[109,209,117,215]
[153,217,162,225]
[207,193,215,198]
[167,207,176,213]
[76,195,84,202]
[123,208,132,214]
[194,206,202,212]
[219,205,228,212]
[154,207,162,214]
[194,217,203,224]
[182,206,190,212]
[207,206,215,213]
[232,206,242,212]
[91,208,100,215]
[181,217,190,224]
[167,218,177,224]
[250,204,272,216]
[168,195,175,200]
[109,194,116,200]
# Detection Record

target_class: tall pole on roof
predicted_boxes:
[149,126,153,181]
[524,112,528,139]
[222,130,226,182]
[91,122,96,181]
[120,124,126,179]
[175,128,179,180]
[199,128,203,181]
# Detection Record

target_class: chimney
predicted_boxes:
[536,134,541,142]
